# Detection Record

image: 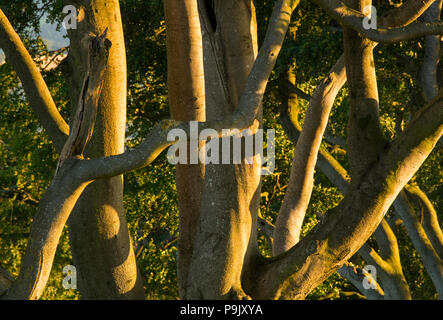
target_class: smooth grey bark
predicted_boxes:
[313,0,443,43]
[164,0,206,299]
[1,32,110,299]
[359,219,412,299]
[273,56,346,255]
[406,185,443,260]
[337,263,384,299]
[1,0,442,301]
[392,191,443,297]
[185,0,261,299]
[419,0,442,102]
[277,71,411,300]
[63,0,145,299]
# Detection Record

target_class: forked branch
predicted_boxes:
[313,0,443,43]
[1,31,111,300]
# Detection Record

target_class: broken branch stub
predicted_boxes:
[56,29,112,173]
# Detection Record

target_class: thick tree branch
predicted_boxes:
[406,184,443,260]
[360,220,412,299]
[336,262,384,299]
[343,0,387,182]
[380,0,437,27]
[273,56,346,255]
[2,167,90,300]
[164,0,206,298]
[233,0,300,124]
[0,8,69,152]
[277,87,412,299]
[260,214,385,299]
[1,32,111,300]
[278,86,350,193]
[313,0,443,43]
[279,84,443,299]
[57,30,111,172]
[249,87,442,299]
[419,0,442,101]
[393,190,443,295]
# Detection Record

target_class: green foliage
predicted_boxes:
[0,0,441,300]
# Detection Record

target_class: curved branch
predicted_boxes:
[2,168,90,300]
[259,214,385,299]
[337,262,384,300]
[393,189,443,295]
[235,0,300,123]
[250,92,442,299]
[278,92,412,300]
[360,220,412,299]
[406,184,443,260]
[313,0,443,43]
[0,8,69,152]
[1,31,113,300]
[379,0,437,27]
[419,0,442,101]
[273,56,346,255]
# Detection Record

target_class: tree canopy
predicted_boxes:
[0,0,442,300]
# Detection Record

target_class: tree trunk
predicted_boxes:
[419,0,442,102]
[164,0,206,298]
[64,0,145,299]
[185,0,261,299]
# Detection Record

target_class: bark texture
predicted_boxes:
[164,0,206,298]
[273,56,346,255]
[1,32,110,299]
[185,0,261,299]
[419,0,442,102]
[0,0,442,301]
[64,0,145,299]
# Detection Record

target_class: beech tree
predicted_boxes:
[0,0,442,300]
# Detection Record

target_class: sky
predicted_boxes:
[0,12,68,64]
[40,14,69,50]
